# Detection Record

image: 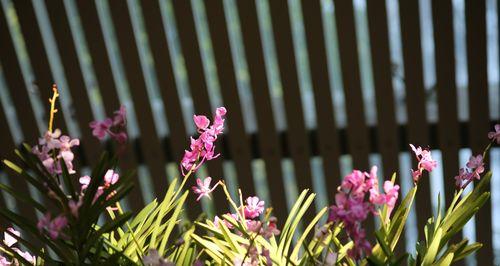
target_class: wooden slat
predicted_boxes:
[108,1,168,199]
[465,0,492,263]
[431,0,460,207]
[267,0,314,201]
[366,0,404,254]
[204,1,257,203]
[301,0,342,202]
[366,0,400,179]
[332,0,370,170]
[140,0,202,218]
[398,0,433,242]
[235,0,288,221]
[44,0,103,167]
[0,102,35,227]
[171,0,229,212]
[332,0,373,236]
[12,0,67,133]
[0,5,38,222]
[76,0,144,211]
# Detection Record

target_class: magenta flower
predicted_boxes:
[455,154,485,189]
[244,196,265,219]
[89,106,128,144]
[37,213,68,239]
[192,177,219,201]
[68,198,83,218]
[3,228,20,247]
[193,115,210,130]
[329,166,399,260]
[89,118,113,140]
[409,144,437,183]
[181,107,227,174]
[488,124,500,144]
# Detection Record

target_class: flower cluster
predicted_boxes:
[328,166,399,260]
[89,105,128,144]
[454,155,485,189]
[32,129,80,175]
[213,196,280,240]
[181,107,226,174]
[37,213,68,240]
[409,144,437,183]
[1,228,35,265]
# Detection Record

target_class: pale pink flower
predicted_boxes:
[3,228,20,247]
[12,248,35,265]
[113,105,127,126]
[0,255,11,265]
[488,124,500,144]
[79,175,91,191]
[39,129,61,150]
[244,196,265,219]
[192,177,218,201]
[246,220,262,233]
[104,169,119,186]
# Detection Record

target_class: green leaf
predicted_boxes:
[422,228,442,265]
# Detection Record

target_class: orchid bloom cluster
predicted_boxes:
[181,107,227,175]
[328,166,399,260]
[454,155,485,189]
[32,129,80,175]
[1,228,35,265]
[89,105,128,144]
[409,144,438,183]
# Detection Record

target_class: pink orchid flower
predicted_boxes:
[192,177,219,201]
[244,196,265,219]
[3,228,20,247]
[488,124,500,144]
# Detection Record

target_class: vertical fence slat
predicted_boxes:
[431,0,460,207]
[0,5,38,221]
[366,0,404,254]
[44,0,103,167]
[366,0,400,179]
[76,0,144,211]
[465,0,492,263]
[108,1,168,199]
[140,0,202,217]
[172,0,229,212]
[235,0,288,221]
[204,0,257,201]
[332,0,373,235]
[332,0,370,170]
[301,0,342,202]
[12,0,67,133]
[398,0,432,242]
[267,0,314,201]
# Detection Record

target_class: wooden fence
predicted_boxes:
[0,0,498,264]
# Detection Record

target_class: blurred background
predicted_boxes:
[0,0,498,265]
